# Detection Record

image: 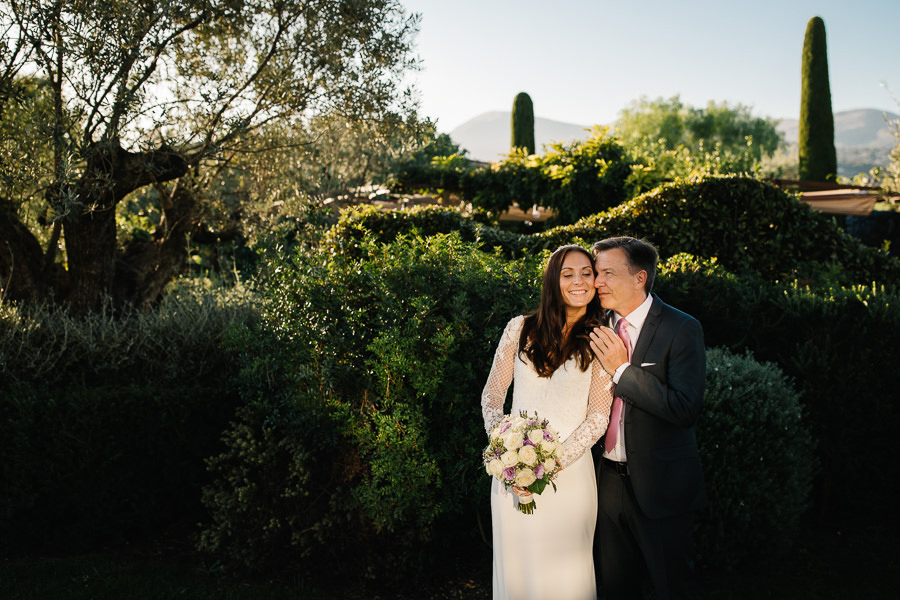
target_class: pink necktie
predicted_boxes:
[604,318,632,453]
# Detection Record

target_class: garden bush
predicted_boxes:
[323,203,527,260]
[657,254,900,525]
[198,233,544,581]
[0,283,257,554]
[326,176,900,288]
[696,347,816,570]
[537,175,900,286]
[389,127,634,225]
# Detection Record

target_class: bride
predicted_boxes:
[482,244,613,600]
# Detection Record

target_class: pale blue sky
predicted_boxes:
[400,0,900,132]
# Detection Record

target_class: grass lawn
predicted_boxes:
[2,526,898,599]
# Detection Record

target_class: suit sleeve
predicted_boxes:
[617,315,706,428]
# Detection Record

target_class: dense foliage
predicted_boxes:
[388,127,634,224]
[0,0,421,312]
[657,254,900,523]
[193,240,833,577]
[616,95,782,160]
[3,231,895,581]
[330,176,900,287]
[198,233,543,579]
[4,167,898,585]
[614,95,784,189]
[799,16,837,181]
[0,284,256,553]
[696,348,816,570]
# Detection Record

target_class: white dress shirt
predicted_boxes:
[603,293,654,463]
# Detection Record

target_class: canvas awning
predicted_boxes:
[798,189,880,216]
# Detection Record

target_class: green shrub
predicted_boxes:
[0,282,256,386]
[198,232,543,579]
[323,203,527,260]
[329,175,900,287]
[198,384,345,575]
[462,127,633,224]
[549,175,900,286]
[657,255,900,524]
[388,128,634,225]
[0,284,257,554]
[327,175,900,288]
[696,347,816,570]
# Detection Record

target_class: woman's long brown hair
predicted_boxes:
[519,245,607,378]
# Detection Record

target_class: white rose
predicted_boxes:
[518,445,538,466]
[489,459,505,479]
[515,468,536,488]
[500,450,519,467]
[542,458,557,474]
[527,429,544,445]
[539,438,558,453]
[503,431,524,451]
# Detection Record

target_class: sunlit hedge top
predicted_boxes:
[326,176,899,287]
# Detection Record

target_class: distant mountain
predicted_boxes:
[449,111,593,163]
[451,109,898,176]
[777,109,898,147]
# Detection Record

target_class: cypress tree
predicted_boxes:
[511,92,536,154]
[799,16,837,181]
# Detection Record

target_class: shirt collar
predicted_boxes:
[614,293,653,331]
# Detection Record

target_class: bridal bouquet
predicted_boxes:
[483,411,561,514]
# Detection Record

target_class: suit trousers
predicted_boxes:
[596,461,697,600]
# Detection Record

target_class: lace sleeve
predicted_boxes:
[481,316,523,435]
[557,359,614,469]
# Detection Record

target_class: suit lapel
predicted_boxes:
[631,294,663,365]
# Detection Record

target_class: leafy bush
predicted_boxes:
[0,284,257,554]
[198,375,345,575]
[388,128,634,225]
[197,233,544,579]
[323,203,527,259]
[330,176,900,287]
[696,347,816,570]
[546,175,900,286]
[657,254,900,524]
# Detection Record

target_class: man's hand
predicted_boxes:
[590,326,628,375]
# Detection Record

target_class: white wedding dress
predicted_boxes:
[482,316,613,600]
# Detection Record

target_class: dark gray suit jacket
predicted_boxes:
[605,294,708,519]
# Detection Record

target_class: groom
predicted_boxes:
[588,236,707,600]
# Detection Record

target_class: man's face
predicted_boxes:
[593,248,646,316]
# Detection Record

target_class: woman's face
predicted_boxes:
[558,251,596,312]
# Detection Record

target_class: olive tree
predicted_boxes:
[0,0,420,312]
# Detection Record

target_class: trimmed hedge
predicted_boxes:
[0,285,256,554]
[327,176,900,287]
[697,348,816,570]
[560,176,895,285]
[657,255,900,523]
